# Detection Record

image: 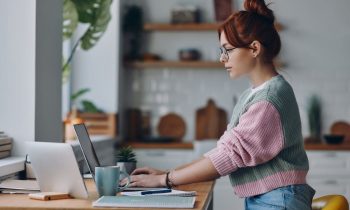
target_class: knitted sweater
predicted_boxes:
[205,75,309,198]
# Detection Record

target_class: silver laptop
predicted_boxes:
[27,142,88,199]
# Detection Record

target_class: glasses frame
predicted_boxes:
[219,46,237,61]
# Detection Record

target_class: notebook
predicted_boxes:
[121,189,197,197]
[0,180,40,194]
[93,195,196,208]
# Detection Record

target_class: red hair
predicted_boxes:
[218,0,281,63]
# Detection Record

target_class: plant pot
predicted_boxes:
[116,162,137,175]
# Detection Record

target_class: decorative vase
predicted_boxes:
[213,0,234,22]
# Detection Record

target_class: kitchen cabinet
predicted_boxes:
[307,151,350,200]
[214,177,244,210]
[134,148,195,170]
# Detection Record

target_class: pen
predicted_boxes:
[140,189,172,195]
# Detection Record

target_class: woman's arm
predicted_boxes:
[127,157,220,188]
[170,156,220,186]
[131,157,206,176]
[174,156,206,170]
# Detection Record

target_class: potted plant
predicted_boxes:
[115,146,137,175]
[70,88,102,113]
[64,88,104,141]
[305,95,322,143]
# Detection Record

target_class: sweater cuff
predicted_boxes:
[204,147,238,176]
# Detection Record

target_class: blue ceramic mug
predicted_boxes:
[95,166,130,197]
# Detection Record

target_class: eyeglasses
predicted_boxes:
[219,46,237,61]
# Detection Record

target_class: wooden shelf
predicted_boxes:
[143,22,283,31]
[144,23,220,31]
[126,60,284,69]
[126,61,224,69]
[304,142,350,151]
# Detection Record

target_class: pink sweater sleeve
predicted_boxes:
[204,101,284,176]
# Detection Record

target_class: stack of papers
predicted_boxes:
[93,195,196,208]
[0,180,40,194]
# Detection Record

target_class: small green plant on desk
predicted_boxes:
[115,146,137,175]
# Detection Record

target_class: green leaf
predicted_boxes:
[70,88,90,101]
[82,100,100,113]
[62,0,113,76]
[72,0,97,23]
[63,0,79,40]
[79,0,113,50]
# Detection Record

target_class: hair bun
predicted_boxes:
[244,0,275,24]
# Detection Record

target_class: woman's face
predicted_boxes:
[219,32,255,79]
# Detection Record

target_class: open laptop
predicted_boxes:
[27,142,89,199]
[73,123,101,179]
[73,123,161,191]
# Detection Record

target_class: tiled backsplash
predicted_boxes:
[124,68,242,141]
[124,68,350,141]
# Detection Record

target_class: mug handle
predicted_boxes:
[117,171,131,191]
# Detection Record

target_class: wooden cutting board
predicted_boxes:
[157,113,186,141]
[196,99,227,140]
[331,121,350,142]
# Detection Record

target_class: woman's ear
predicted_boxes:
[250,40,262,58]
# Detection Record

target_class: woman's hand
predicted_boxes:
[121,174,167,188]
[131,167,166,176]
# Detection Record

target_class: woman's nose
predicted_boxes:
[220,55,226,63]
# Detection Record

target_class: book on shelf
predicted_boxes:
[0,144,12,152]
[0,135,13,159]
[0,151,11,159]
[0,136,12,146]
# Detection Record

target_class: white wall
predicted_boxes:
[124,0,350,140]
[70,0,120,114]
[0,0,63,155]
[271,0,350,135]
[0,1,36,149]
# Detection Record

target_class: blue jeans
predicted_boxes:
[245,184,315,210]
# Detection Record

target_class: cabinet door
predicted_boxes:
[306,151,350,201]
[134,149,194,170]
[307,151,350,177]
[214,177,244,210]
[307,177,350,200]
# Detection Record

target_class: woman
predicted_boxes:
[124,0,315,209]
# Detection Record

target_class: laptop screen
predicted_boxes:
[73,123,101,178]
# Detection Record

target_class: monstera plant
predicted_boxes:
[62,0,113,81]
